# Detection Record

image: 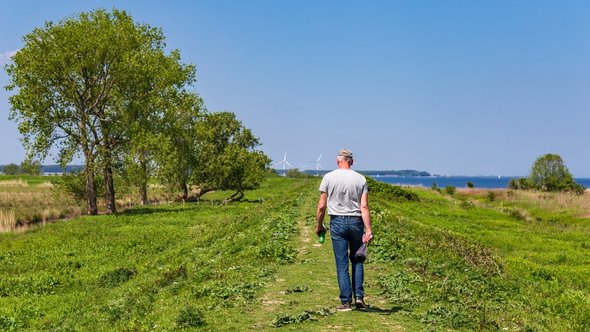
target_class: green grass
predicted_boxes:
[1,177,590,330]
[0,175,62,186]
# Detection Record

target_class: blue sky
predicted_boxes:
[1,1,589,176]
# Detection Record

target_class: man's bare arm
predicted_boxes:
[316,192,327,235]
[361,192,373,243]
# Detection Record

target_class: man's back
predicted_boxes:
[319,169,368,216]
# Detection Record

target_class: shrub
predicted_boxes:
[508,177,531,190]
[176,306,205,328]
[466,181,474,188]
[444,186,456,195]
[528,154,584,192]
[99,267,136,288]
[486,191,496,202]
[366,176,419,201]
[285,169,312,178]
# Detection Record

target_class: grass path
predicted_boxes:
[249,184,406,331]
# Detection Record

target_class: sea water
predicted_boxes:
[374,176,590,189]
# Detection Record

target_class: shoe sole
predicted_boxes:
[337,308,352,312]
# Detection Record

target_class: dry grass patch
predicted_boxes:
[0,209,17,232]
[458,188,590,219]
[37,181,54,188]
[502,190,590,218]
[0,179,29,187]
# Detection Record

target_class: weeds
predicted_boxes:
[176,306,205,328]
[157,265,187,287]
[271,307,334,327]
[0,209,17,232]
[99,267,137,288]
[285,285,311,294]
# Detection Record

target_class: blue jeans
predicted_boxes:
[330,215,364,304]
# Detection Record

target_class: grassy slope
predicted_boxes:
[1,177,590,331]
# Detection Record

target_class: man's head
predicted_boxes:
[337,149,354,167]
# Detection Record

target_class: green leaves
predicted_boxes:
[6,8,198,212]
[528,154,584,193]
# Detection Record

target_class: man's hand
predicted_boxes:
[316,224,327,236]
[362,231,373,244]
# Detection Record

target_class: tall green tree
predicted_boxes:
[155,93,204,200]
[194,112,271,202]
[6,9,195,214]
[528,154,583,192]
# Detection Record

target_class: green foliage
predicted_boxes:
[155,93,203,199]
[285,169,312,178]
[2,164,20,175]
[271,307,334,327]
[466,181,474,188]
[99,267,137,288]
[57,171,103,202]
[431,182,440,192]
[444,185,456,195]
[528,154,584,193]
[285,285,311,294]
[176,306,205,328]
[193,112,271,199]
[365,176,419,201]
[6,8,196,213]
[508,177,532,190]
[258,212,298,263]
[20,159,41,175]
[56,169,132,203]
[486,191,496,202]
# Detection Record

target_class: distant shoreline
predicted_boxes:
[373,175,590,190]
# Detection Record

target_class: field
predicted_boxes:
[1,177,590,330]
[0,175,82,232]
[0,175,175,232]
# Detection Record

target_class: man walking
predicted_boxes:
[316,149,373,312]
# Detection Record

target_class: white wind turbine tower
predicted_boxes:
[275,152,293,171]
[311,153,323,173]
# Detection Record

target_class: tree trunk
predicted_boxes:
[103,163,117,214]
[85,165,98,215]
[139,182,148,205]
[139,155,148,205]
[181,180,188,200]
[222,190,243,205]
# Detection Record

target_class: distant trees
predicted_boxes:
[509,154,584,193]
[21,159,41,175]
[2,163,20,175]
[6,8,270,212]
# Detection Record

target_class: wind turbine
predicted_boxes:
[275,152,293,171]
[310,153,323,172]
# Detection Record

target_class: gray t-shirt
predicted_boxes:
[319,169,368,216]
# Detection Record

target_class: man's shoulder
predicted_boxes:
[323,169,366,180]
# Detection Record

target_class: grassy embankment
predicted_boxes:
[1,176,590,330]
